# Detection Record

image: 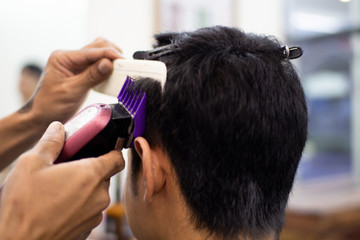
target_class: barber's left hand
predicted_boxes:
[21,38,123,127]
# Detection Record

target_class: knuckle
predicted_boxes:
[105,192,111,205]
[111,152,125,171]
[76,231,92,240]
[112,160,123,173]
[93,213,103,227]
[94,37,107,44]
[56,82,71,96]
[49,50,63,60]
[86,68,99,84]
[100,191,111,209]
[86,213,104,230]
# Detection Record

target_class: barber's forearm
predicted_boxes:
[0,110,47,170]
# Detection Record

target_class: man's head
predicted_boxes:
[124,26,307,240]
[18,63,43,102]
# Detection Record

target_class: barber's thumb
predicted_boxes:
[33,121,65,165]
[83,58,113,87]
[90,150,125,180]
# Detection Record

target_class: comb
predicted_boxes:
[93,59,166,97]
[117,76,147,147]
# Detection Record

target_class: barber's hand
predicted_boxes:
[0,122,125,240]
[21,38,123,126]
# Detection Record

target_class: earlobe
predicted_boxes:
[134,137,166,203]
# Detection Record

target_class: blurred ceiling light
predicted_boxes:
[291,12,344,34]
[339,0,351,2]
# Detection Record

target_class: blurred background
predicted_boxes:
[0,0,360,239]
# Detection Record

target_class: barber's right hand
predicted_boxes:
[20,38,123,128]
[0,121,125,240]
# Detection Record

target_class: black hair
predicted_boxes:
[131,26,308,239]
[22,63,43,78]
[130,78,162,195]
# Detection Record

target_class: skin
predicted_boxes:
[0,122,125,240]
[0,38,125,239]
[125,138,274,240]
[0,38,123,171]
[125,137,217,240]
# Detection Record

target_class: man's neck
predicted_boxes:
[147,161,276,240]
[158,201,276,240]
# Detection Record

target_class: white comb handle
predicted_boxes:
[93,59,167,97]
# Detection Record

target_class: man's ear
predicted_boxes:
[134,137,166,202]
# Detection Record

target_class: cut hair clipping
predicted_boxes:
[281,46,303,60]
[133,44,177,60]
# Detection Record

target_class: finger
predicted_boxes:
[67,214,103,240]
[88,150,125,180]
[78,213,104,235]
[102,178,111,191]
[32,121,65,165]
[65,47,122,69]
[74,58,113,88]
[72,230,92,240]
[83,37,124,54]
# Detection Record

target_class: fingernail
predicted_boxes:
[44,122,62,138]
[110,48,123,57]
[48,121,62,132]
[98,61,111,75]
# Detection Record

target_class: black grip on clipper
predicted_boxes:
[67,104,132,161]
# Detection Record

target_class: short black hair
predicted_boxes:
[21,63,43,78]
[131,26,308,239]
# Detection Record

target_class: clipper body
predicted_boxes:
[56,77,146,163]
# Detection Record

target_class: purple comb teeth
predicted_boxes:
[117,76,147,147]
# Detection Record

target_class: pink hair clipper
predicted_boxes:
[56,76,146,163]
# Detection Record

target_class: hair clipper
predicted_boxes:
[56,76,146,163]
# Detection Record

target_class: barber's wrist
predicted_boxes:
[18,100,52,129]
[16,106,50,141]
